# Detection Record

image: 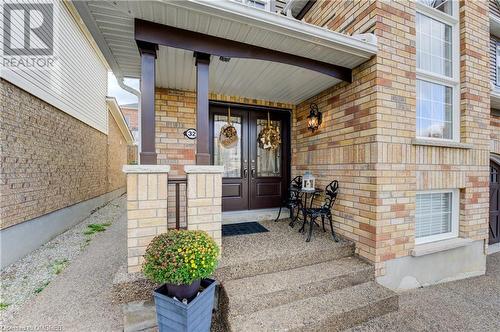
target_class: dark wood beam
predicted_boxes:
[195,52,211,165]
[138,41,158,165]
[134,19,352,83]
[295,0,316,21]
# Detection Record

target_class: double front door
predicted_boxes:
[210,104,289,211]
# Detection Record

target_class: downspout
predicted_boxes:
[116,75,140,97]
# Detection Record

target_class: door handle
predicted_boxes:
[251,168,256,178]
[243,167,248,178]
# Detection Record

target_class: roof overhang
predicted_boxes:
[74,0,377,104]
[106,97,135,145]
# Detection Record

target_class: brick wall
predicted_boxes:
[1,79,130,229]
[294,0,490,274]
[107,109,129,192]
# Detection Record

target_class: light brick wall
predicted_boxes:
[124,166,169,273]
[185,166,224,249]
[1,80,131,230]
[295,0,490,275]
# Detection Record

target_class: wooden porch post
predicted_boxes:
[138,41,158,165]
[195,52,211,165]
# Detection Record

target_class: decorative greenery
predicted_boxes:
[51,259,69,275]
[0,302,9,310]
[143,230,219,285]
[34,281,50,294]
[83,223,111,235]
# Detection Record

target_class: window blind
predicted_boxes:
[416,192,452,239]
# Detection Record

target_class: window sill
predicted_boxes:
[412,138,473,149]
[411,238,473,257]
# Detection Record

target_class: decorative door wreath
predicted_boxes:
[218,106,239,149]
[257,112,281,150]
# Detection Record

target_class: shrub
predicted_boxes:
[142,230,219,285]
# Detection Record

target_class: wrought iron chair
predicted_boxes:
[274,176,303,226]
[300,180,340,242]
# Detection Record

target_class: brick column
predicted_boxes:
[123,165,170,273]
[184,165,224,249]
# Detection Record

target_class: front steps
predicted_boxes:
[215,220,399,331]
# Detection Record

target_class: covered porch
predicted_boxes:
[74,0,377,272]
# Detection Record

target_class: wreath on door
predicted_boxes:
[257,112,281,150]
[218,106,239,149]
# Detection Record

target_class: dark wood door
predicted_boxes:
[248,110,289,209]
[490,161,500,245]
[210,104,289,212]
[210,106,249,211]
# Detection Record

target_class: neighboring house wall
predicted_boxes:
[0,80,109,230]
[107,109,129,191]
[1,0,108,133]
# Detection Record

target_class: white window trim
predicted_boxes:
[496,43,500,87]
[416,1,460,143]
[241,0,271,12]
[415,189,460,245]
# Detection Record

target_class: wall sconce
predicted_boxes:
[307,103,322,132]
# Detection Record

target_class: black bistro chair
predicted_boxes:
[274,176,303,226]
[301,180,340,242]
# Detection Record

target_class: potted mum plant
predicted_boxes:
[143,230,220,332]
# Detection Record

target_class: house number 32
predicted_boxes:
[183,128,197,139]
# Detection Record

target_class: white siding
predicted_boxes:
[1,0,108,133]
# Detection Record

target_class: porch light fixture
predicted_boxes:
[307,103,322,132]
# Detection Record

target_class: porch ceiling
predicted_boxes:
[74,0,377,104]
[157,46,341,104]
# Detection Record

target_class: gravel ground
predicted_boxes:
[0,194,126,325]
[349,252,500,332]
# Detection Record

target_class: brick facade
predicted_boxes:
[293,0,490,274]
[124,166,169,273]
[107,109,130,192]
[1,80,130,229]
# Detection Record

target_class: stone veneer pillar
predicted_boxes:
[184,165,224,249]
[123,165,170,273]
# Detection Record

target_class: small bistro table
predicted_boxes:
[289,187,323,241]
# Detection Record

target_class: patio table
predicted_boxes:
[290,187,323,241]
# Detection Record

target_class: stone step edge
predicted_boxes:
[215,242,355,282]
[221,259,375,318]
[227,281,399,332]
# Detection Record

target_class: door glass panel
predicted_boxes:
[256,119,281,177]
[213,114,241,177]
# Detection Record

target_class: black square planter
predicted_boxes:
[153,278,217,332]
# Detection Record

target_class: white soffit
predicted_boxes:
[76,0,377,103]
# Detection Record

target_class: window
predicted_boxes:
[416,190,459,244]
[416,80,452,139]
[416,0,453,15]
[416,1,459,142]
[125,115,131,126]
[238,0,270,11]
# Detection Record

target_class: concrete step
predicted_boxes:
[221,256,374,318]
[214,240,354,282]
[228,281,399,332]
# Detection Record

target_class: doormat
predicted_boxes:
[222,222,269,237]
